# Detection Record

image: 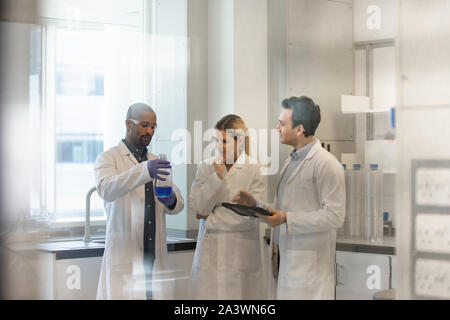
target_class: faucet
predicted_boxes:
[84,186,97,242]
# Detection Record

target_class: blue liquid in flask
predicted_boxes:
[155,186,172,198]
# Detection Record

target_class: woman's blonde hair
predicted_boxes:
[214,114,250,155]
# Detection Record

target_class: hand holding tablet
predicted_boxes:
[221,202,273,218]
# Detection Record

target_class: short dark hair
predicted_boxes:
[281,96,321,137]
[126,103,155,120]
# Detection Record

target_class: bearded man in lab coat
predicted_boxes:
[94,103,184,300]
[232,96,346,299]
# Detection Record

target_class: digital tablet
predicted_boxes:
[221,202,273,218]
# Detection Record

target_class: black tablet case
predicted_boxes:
[221,202,272,217]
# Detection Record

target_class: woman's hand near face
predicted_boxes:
[213,158,226,180]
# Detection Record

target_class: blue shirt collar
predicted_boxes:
[290,139,315,161]
[122,139,148,163]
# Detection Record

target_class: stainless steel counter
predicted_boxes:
[6,236,197,260]
[336,236,396,255]
[8,235,395,261]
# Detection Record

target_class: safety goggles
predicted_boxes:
[129,118,158,130]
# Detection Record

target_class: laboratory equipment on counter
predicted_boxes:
[347,164,364,239]
[362,164,383,243]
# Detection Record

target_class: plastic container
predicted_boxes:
[154,154,172,198]
[347,164,364,239]
[362,164,383,243]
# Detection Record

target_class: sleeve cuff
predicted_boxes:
[167,198,177,211]
[143,161,153,182]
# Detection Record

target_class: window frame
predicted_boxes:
[41,22,109,226]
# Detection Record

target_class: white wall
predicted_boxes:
[267,0,288,200]
[396,0,450,299]
[207,0,234,128]
[234,0,268,131]
[186,0,209,232]
[0,0,38,23]
[0,22,32,224]
[287,0,355,160]
[398,0,450,107]
[155,0,188,231]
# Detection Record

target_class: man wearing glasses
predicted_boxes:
[94,103,184,300]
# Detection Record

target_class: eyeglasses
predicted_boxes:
[129,118,158,130]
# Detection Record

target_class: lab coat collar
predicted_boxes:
[233,151,250,169]
[276,157,291,200]
[305,139,322,160]
[118,140,157,166]
[224,152,248,179]
[121,139,148,159]
[285,139,322,185]
[278,157,290,181]
[118,140,131,155]
[118,141,138,165]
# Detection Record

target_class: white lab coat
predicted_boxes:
[188,153,267,299]
[266,139,346,299]
[94,141,184,300]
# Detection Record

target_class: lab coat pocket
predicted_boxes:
[285,249,317,286]
[105,237,135,275]
[233,239,260,271]
[299,177,313,191]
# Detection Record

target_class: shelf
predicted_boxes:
[341,95,392,114]
[342,109,390,114]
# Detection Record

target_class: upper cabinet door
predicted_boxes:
[287,0,354,141]
[353,0,399,42]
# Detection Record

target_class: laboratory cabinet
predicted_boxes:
[38,248,195,300]
[167,250,195,299]
[36,242,396,300]
[335,251,396,300]
[54,255,103,299]
[34,250,103,300]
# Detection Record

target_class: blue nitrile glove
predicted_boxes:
[147,159,171,181]
[157,192,177,209]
